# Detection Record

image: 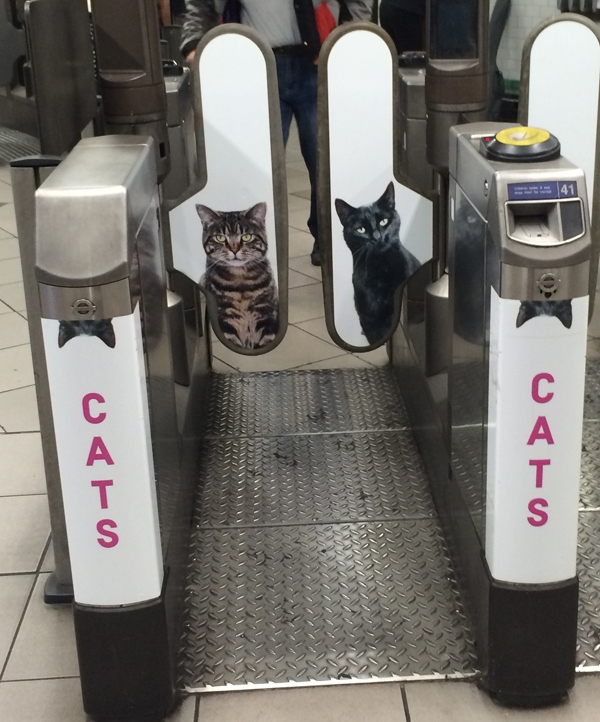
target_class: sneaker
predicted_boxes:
[310,241,321,266]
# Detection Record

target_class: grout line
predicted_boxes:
[401,684,412,722]
[0,493,47,499]
[0,675,80,684]
[0,383,35,395]
[0,534,51,682]
[0,571,39,578]
[194,694,201,722]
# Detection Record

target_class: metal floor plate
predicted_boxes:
[0,126,40,163]
[180,368,477,691]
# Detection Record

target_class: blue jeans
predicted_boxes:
[275,56,318,241]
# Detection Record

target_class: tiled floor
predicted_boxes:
[1,125,600,721]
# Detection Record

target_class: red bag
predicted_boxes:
[315,2,337,44]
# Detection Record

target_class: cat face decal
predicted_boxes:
[58,320,116,349]
[335,182,400,254]
[516,300,573,330]
[196,202,279,351]
[196,202,268,267]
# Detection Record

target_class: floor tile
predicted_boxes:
[0,386,40,432]
[41,540,54,572]
[0,282,26,312]
[0,165,11,184]
[287,283,326,324]
[291,188,311,201]
[0,204,17,237]
[0,432,47,496]
[0,496,49,573]
[286,160,310,175]
[0,258,22,285]
[286,168,311,195]
[404,678,600,721]
[288,206,312,233]
[295,353,370,370]
[211,357,237,374]
[0,344,34,392]
[199,683,406,722]
[0,300,14,315]
[168,696,197,721]
[0,575,34,671]
[0,312,29,350]
[0,236,19,261]
[212,324,344,373]
[0,181,14,204]
[295,316,333,343]
[0,678,84,722]
[288,194,310,212]
[356,345,390,367]
[289,229,314,259]
[288,269,318,289]
[4,573,78,681]
[289,254,322,280]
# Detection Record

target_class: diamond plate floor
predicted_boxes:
[180,368,477,691]
[0,126,39,163]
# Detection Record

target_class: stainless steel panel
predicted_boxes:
[0,4,25,87]
[38,278,133,320]
[35,136,157,287]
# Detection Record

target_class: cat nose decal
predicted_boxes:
[319,25,433,351]
[167,27,288,355]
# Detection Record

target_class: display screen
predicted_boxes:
[430,0,479,60]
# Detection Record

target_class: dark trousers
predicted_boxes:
[275,55,318,241]
[379,5,425,56]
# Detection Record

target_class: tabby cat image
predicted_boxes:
[516,300,573,329]
[335,182,420,345]
[196,202,278,350]
[58,320,116,349]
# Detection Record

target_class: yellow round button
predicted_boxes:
[495,127,551,147]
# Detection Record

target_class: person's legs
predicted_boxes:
[275,57,295,144]
[286,57,320,264]
[380,5,425,56]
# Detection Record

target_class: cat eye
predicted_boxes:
[357,227,366,234]
[379,219,389,227]
[241,234,252,241]
[214,235,227,243]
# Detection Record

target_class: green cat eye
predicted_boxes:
[380,218,389,227]
[357,227,366,234]
[214,235,227,243]
[241,234,252,241]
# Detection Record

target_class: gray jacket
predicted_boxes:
[181,0,374,56]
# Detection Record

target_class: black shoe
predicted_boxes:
[310,241,321,266]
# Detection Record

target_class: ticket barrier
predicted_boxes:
[394,123,592,703]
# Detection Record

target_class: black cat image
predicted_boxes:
[196,202,279,350]
[335,182,420,345]
[516,300,573,329]
[58,320,116,348]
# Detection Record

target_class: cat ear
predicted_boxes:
[556,302,573,329]
[335,198,354,225]
[246,202,267,224]
[195,204,219,225]
[58,322,75,348]
[97,321,116,349]
[380,182,395,208]
[516,303,535,328]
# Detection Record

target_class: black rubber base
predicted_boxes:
[74,582,172,722]
[43,572,74,605]
[483,573,578,705]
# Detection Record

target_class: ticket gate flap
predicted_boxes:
[319,23,434,352]
[167,26,289,356]
[35,135,157,293]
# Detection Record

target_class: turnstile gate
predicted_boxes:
[11,14,600,722]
